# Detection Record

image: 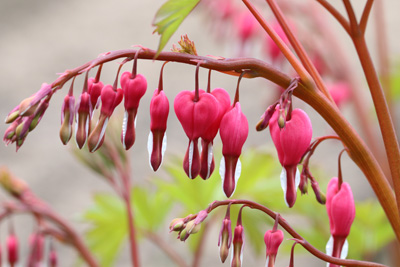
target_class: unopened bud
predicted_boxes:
[179,228,189,242]
[256,103,278,131]
[185,220,201,235]
[169,218,185,232]
[311,180,326,204]
[218,218,231,263]
[5,110,20,124]
[7,233,18,266]
[278,109,286,129]
[299,172,308,195]
[19,96,38,117]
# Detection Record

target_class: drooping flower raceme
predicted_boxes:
[174,90,219,179]
[269,107,312,207]
[148,89,169,171]
[325,177,355,265]
[200,88,231,180]
[219,102,248,198]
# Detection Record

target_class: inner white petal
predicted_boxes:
[219,157,226,191]
[326,236,333,267]
[122,111,128,149]
[188,140,194,178]
[295,167,300,189]
[265,256,270,267]
[147,131,153,169]
[206,143,213,179]
[341,239,349,259]
[92,117,108,152]
[161,133,167,158]
[280,168,289,207]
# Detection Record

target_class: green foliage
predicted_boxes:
[153,0,200,56]
[83,194,127,267]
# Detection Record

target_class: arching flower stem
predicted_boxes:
[200,199,387,267]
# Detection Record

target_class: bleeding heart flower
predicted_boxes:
[174,90,219,179]
[87,85,123,152]
[325,177,355,266]
[120,71,147,150]
[148,89,169,171]
[264,229,284,267]
[269,107,312,208]
[219,102,248,197]
[200,88,231,180]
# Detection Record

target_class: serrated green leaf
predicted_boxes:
[153,0,200,56]
[83,193,127,267]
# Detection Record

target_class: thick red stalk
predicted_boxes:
[264,0,333,101]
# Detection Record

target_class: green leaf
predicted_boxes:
[83,194,127,267]
[153,0,200,56]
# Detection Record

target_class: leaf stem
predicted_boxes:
[315,0,351,35]
[360,0,375,34]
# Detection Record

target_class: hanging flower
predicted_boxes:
[269,107,312,207]
[325,177,355,265]
[219,102,248,198]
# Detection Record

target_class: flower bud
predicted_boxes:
[75,92,92,149]
[5,106,20,124]
[231,224,244,267]
[200,88,231,180]
[120,72,147,150]
[28,233,44,265]
[169,218,185,232]
[174,90,219,179]
[218,218,232,263]
[264,229,284,267]
[219,102,248,197]
[148,89,169,171]
[269,107,312,207]
[7,233,18,266]
[326,177,355,262]
[60,94,75,145]
[87,85,123,152]
[88,77,104,109]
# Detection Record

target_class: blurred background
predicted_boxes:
[1,0,400,266]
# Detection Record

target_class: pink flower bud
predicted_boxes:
[231,224,244,267]
[328,82,351,108]
[60,94,75,145]
[264,229,284,267]
[148,89,169,171]
[75,92,92,149]
[269,107,312,207]
[19,83,52,116]
[87,85,123,152]
[120,72,147,150]
[200,88,231,180]
[218,218,232,263]
[236,12,257,43]
[326,177,355,262]
[219,102,248,197]
[28,233,44,265]
[88,77,104,109]
[174,90,219,179]
[7,233,18,266]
